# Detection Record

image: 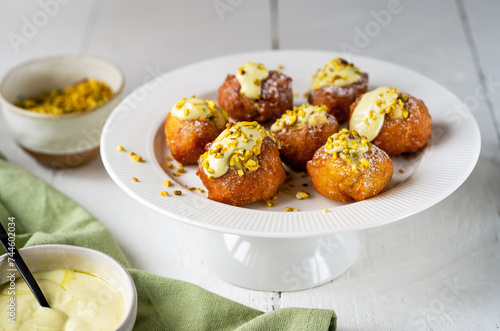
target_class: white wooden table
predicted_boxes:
[1,1,499,329]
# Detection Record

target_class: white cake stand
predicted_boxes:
[101,50,480,291]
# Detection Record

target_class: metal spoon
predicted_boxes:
[0,222,50,308]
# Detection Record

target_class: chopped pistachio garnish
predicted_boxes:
[235,62,269,100]
[266,200,274,207]
[296,191,310,200]
[132,177,138,182]
[285,207,293,212]
[310,57,361,90]
[166,164,174,169]
[166,156,173,161]
[116,145,125,151]
[323,208,329,213]
[160,191,169,196]
[173,190,182,195]
[170,97,227,128]
[132,154,143,162]
[163,180,171,187]
[201,121,276,178]
[349,86,409,141]
[398,168,404,174]
[325,128,372,173]
[271,104,329,132]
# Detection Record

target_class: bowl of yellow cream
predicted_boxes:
[0,244,137,331]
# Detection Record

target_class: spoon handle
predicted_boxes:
[0,223,50,308]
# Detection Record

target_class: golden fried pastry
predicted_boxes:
[218,62,293,122]
[165,97,228,164]
[271,104,339,170]
[196,121,286,206]
[307,129,393,202]
[349,86,432,155]
[308,57,368,123]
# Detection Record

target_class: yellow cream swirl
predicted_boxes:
[349,86,408,141]
[235,62,269,100]
[310,57,362,90]
[271,104,329,132]
[201,121,275,178]
[325,128,372,172]
[171,97,227,128]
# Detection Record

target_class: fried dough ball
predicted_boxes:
[196,121,286,206]
[218,62,293,122]
[307,129,393,202]
[308,57,368,123]
[349,86,432,156]
[271,104,339,170]
[165,97,227,164]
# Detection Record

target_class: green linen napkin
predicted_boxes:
[0,154,336,331]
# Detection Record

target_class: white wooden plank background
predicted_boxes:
[0,0,499,329]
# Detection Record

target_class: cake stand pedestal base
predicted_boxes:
[204,231,360,291]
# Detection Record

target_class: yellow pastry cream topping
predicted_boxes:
[235,62,270,100]
[349,86,409,141]
[270,104,330,132]
[201,121,276,178]
[310,57,362,90]
[171,97,227,127]
[325,129,372,172]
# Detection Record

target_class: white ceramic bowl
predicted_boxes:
[0,244,137,331]
[0,55,124,168]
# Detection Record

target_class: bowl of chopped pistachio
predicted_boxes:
[0,55,124,168]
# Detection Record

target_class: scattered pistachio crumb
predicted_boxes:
[177,163,183,167]
[266,200,274,207]
[296,191,310,200]
[285,207,293,212]
[292,92,298,97]
[197,188,206,193]
[272,195,279,201]
[132,155,143,162]
[398,168,404,173]
[129,151,135,156]
[323,208,329,213]
[177,167,185,173]
[167,164,174,169]
[163,180,171,187]
[188,187,196,191]
[166,156,173,161]
[174,190,182,195]
[132,177,138,182]
[116,145,125,151]
[277,65,284,70]
[160,191,169,196]
[299,172,307,177]
[293,208,298,212]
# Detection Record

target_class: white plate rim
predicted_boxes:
[101,49,481,238]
